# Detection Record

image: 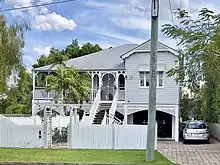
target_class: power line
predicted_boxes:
[0,0,76,12]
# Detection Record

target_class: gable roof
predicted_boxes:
[33,44,138,72]
[120,40,178,59]
[33,39,178,72]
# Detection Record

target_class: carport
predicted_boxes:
[132,110,173,138]
[116,103,179,142]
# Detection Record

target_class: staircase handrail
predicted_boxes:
[109,114,122,124]
[101,111,107,125]
[79,103,93,124]
[106,113,123,125]
[108,89,118,124]
[89,88,101,124]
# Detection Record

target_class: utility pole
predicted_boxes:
[146,0,159,161]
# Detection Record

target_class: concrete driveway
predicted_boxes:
[158,139,220,165]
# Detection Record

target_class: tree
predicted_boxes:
[32,39,102,69]
[180,93,203,121]
[0,14,29,94]
[32,48,68,69]
[64,39,80,59]
[32,55,49,68]
[78,43,102,57]
[0,12,30,114]
[46,67,91,104]
[162,8,220,122]
[2,66,32,114]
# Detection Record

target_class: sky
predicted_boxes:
[1,0,220,69]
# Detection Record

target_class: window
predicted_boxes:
[186,122,207,129]
[139,71,164,87]
[145,72,150,86]
[158,71,164,87]
[139,72,144,86]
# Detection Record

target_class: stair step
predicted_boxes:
[92,103,111,124]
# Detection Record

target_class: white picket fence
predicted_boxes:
[0,115,43,148]
[70,124,157,150]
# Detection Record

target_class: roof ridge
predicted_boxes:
[66,43,138,62]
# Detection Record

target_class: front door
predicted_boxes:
[101,73,115,100]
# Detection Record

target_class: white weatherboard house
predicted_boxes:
[32,40,180,142]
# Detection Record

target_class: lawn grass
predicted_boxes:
[0,148,175,165]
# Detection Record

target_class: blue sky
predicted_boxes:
[1,0,220,68]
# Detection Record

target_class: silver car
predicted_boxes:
[183,120,210,144]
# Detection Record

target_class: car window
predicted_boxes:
[187,123,207,129]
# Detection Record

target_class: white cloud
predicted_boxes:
[33,12,77,31]
[7,0,32,6]
[82,26,145,44]
[84,0,190,30]
[82,0,205,49]
[38,6,50,15]
[6,0,33,16]
[6,0,77,32]
[112,17,151,31]
[34,46,51,56]
[10,8,25,17]
[38,0,53,3]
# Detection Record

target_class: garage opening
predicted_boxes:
[133,110,172,138]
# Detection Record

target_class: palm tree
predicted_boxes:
[45,67,91,104]
[42,48,68,102]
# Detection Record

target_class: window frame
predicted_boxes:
[139,71,164,88]
[139,71,145,87]
[157,71,164,88]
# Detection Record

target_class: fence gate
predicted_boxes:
[50,106,68,149]
[34,103,79,149]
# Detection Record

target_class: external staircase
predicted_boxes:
[92,103,111,124]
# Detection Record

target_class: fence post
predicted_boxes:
[43,106,47,148]
[69,106,73,149]
[112,124,115,149]
[67,124,70,149]
[155,122,157,150]
[74,108,77,125]
[123,103,127,125]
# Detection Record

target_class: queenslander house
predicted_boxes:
[32,40,180,142]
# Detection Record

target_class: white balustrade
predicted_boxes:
[89,89,101,124]
[108,90,119,124]
[34,88,59,99]
[118,89,125,101]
